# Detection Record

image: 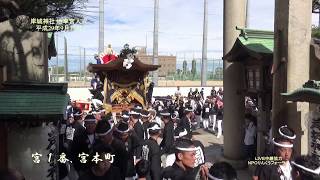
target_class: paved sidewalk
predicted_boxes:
[193,129,252,180]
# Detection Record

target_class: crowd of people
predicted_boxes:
[167,86,224,137]
[0,85,319,180]
[53,85,319,180]
[60,86,244,180]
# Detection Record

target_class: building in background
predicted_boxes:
[136,46,176,77]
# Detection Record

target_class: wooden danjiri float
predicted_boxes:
[87,44,160,113]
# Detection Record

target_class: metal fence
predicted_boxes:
[164,71,223,81]
[49,58,224,84]
[48,72,92,83]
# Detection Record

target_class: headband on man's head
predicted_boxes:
[84,118,96,122]
[147,123,161,133]
[160,112,171,116]
[95,120,112,136]
[115,122,130,134]
[116,128,130,133]
[278,125,296,140]
[272,138,293,148]
[150,123,160,129]
[176,147,197,151]
[185,107,193,112]
[141,112,150,118]
[115,128,130,134]
[96,128,112,136]
[84,114,96,122]
[129,111,140,115]
[122,114,130,119]
[208,174,237,180]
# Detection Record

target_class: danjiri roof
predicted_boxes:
[0,82,69,117]
[88,57,161,73]
[223,27,274,61]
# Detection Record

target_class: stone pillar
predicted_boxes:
[8,124,52,179]
[273,0,312,155]
[222,0,247,168]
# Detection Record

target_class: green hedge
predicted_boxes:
[312,27,320,39]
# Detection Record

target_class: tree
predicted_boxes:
[313,0,320,13]
[0,0,88,23]
[182,60,187,74]
[313,0,320,27]
[0,0,19,22]
[214,67,223,80]
[312,26,320,38]
[50,66,65,74]
[191,59,196,78]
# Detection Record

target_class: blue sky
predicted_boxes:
[50,0,319,71]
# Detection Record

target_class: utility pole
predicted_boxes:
[153,0,159,86]
[246,0,250,28]
[64,37,69,81]
[56,34,59,82]
[83,48,86,82]
[201,0,208,86]
[146,32,148,49]
[99,0,104,54]
[79,47,82,80]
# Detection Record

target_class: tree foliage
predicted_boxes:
[0,0,88,23]
[312,26,320,39]
[313,0,320,13]
[51,66,65,74]
[214,67,223,80]
[191,59,196,77]
[182,60,187,74]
